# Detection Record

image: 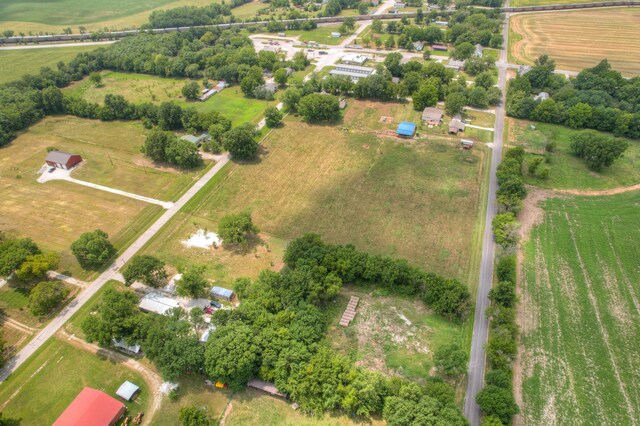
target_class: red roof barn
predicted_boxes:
[53,387,125,426]
[45,150,82,170]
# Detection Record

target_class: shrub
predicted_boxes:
[476,385,519,424]
[29,281,69,317]
[492,213,519,248]
[496,256,516,283]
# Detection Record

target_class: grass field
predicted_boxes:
[141,101,487,289]
[519,190,640,424]
[0,0,221,33]
[327,286,464,383]
[0,45,98,85]
[231,0,266,20]
[507,119,640,190]
[509,8,640,76]
[282,25,349,45]
[66,73,277,126]
[0,281,77,328]
[0,337,151,424]
[510,0,622,6]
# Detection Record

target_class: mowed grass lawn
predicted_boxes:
[519,191,640,424]
[509,8,640,76]
[0,0,220,33]
[142,101,487,286]
[0,338,151,424]
[507,119,640,190]
[281,25,350,45]
[0,45,98,85]
[65,72,277,126]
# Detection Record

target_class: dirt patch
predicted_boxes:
[518,186,555,239]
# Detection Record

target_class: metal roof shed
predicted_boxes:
[210,286,234,301]
[139,293,181,315]
[116,381,140,401]
[396,122,417,137]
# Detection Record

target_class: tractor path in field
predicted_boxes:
[61,331,163,426]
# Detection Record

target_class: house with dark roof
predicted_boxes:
[53,388,125,426]
[46,151,82,170]
[449,116,466,134]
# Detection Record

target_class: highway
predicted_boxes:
[463,3,510,425]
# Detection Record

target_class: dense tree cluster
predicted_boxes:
[142,130,203,168]
[218,211,259,249]
[298,93,341,122]
[122,255,167,287]
[70,229,116,270]
[0,236,41,278]
[476,255,519,424]
[507,57,640,139]
[28,281,69,317]
[147,0,252,28]
[494,147,527,214]
[570,130,628,171]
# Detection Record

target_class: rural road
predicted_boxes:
[0,100,285,382]
[463,3,510,426]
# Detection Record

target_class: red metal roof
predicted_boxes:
[53,387,125,426]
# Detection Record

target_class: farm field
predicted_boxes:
[327,286,464,384]
[0,45,98,85]
[507,119,640,190]
[65,72,278,126]
[0,337,151,424]
[510,0,620,5]
[140,101,488,289]
[0,0,221,34]
[519,190,640,425]
[509,8,640,76]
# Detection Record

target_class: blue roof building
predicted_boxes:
[397,122,417,138]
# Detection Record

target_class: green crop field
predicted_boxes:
[0,337,151,424]
[519,190,640,424]
[507,119,640,190]
[65,72,278,126]
[0,45,98,85]
[140,101,488,290]
[0,0,219,34]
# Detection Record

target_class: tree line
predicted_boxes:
[507,57,640,139]
[81,233,470,423]
[146,0,254,28]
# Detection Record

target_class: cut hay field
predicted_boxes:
[65,72,278,126]
[509,0,620,6]
[0,45,98,85]
[519,190,640,425]
[0,0,220,34]
[0,337,151,424]
[509,8,640,76]
[507,119,640,190]
[140,100,488,289]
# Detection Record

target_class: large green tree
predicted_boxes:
[298,94,340,122]
[433,343,469,377]
[122,255,167,287]
[475,385,519,424]
[70,229,115,269]
[82,288,143,346]
[218,211,259,248]
[176,266,208,298]
[223,123,258,160]
[29,281,68,317]
[0,238,40,277]
[15,252,59,282]
[204,323,259,390]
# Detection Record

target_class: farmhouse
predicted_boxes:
[329,65,375,82]
[45,150,82,170]
[446,59,465,71]
[139,292,181,315]
[116,381,140,402]
[449,116,466,134]
[210,286,234,301]
[341,53,368,65]
[112,338,141,355]
[422,107,444,125]
[396,121,417,138]
[180,133,210,147]
[53,387,125,426]
[263,82,278,94]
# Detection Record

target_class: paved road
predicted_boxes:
[463,4,510,426]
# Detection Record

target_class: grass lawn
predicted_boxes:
[225,388,384,425]
[0,337,151,424]
[507,119,640,190]
[0,0,220,34]
[509,8,640,76]
[284,25,350,46]
[0,45,98,85]
[327,286,464,384]
[142,100,487,287]
[231,0,266,20]
[1,324,30,356]
[519,190,640,424]
[0,282,79,329]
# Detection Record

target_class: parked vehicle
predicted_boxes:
[48,167,55,173]
[210,300,222,308]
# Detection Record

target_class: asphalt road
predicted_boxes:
[463,4,510,426]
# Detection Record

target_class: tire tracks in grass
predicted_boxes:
[564,212,638,424]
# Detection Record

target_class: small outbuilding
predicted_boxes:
[460,139,474,149]
[474,43,484,57]
[112,338,142,355]
[396,121,417,138]
[247,379,287,398]
[413,41,424,51]
[431,44,447,51]
[446,59,465,71]
[210,286,235,301]
[46,150,82,170]
[331,32,341,38]
[53,387,125,426]
[116,381,140,402]
[421,107,444,125]
[180,133,210,147]
[449,117,466,134]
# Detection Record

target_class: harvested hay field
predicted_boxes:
[509,8,640,76]
[519,190,640,425]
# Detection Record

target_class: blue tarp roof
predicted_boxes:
[397,121,416,136]
[210,286,234,299]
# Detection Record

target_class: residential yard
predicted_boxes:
[0,337,151,424]
[0,0,221,34]
[506,119,640,190]
[0,45,98,85]
[327,286,464,385]
[142,101,487,287]
[284,25,350,45]
[519,190,640,425]
[509,8,640,76]
[0,281,78,329]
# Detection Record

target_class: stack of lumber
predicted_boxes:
[339,296,359,327]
